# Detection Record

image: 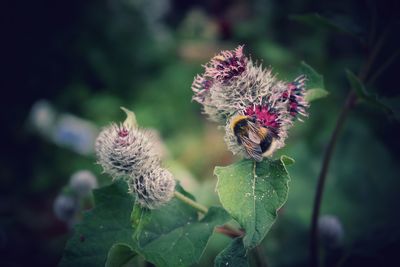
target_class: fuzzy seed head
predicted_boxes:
[69,170,98,197]
[128,167,176,209]
[95,123,160,179]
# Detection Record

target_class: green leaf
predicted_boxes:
[60,180,230,267]
[299,61,324,89]
[281,155,295,166]
[346,69,394,116]
[305,88,329,102]
[59,180,135,267]
[290,13,364,43]
[298,62,328,102]
[132,187,231,267]
[105,243,137,267]
[120,107,138,129]
[215,156,291,249]
[214,238,249,267]
[345,70,365,98]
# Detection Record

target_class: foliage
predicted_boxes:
[5,1,399,267]
[345,70,394,117]
[299,62,329,102]
[215,238,249,267]
[215,157,293,250]
[59,181,231,267]
[59,181,135,267]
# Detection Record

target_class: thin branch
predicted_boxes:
[174,191,209,214]
[367,49,400,85]
[309,28,389,267]
[253,245,269,267]
[358,28,388,81]
[309,92,357,267]
[215,225,244,238]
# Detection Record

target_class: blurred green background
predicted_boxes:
[2,0,400,266]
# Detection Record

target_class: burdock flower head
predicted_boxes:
[95,108,175,209]
[191,45,309,160]
[192,46,248,122]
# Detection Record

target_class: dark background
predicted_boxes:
[1,0,400,266]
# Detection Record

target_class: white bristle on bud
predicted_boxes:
[95,124,160,179]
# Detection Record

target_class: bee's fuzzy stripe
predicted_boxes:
[229,115,249,131]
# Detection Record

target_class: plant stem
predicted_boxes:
[174,191,209,214]
[215,225,244,237]
[309,91,357,267]
[253,245,269,267]
[309,27,389,267]
[174,191,244,238]
[367,49,400,85]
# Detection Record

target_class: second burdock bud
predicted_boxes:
[128,167,176,209]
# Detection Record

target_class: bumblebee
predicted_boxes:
[230,115,277,162]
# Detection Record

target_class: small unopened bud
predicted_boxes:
[95,123,160,179]
[69,170,98,197]
[128,167,176,209]
[53,194,78,223]
[29,100,56,135]
[318,215,344,249]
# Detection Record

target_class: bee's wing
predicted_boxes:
[248,130,261,143]
[247,121,262,143]
[241,136,263,162]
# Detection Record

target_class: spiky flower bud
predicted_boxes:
[128,167,176,209]
[69,170,98,197]
[95,123,160,179]
[53,194,78,223]
[318,215,344,249]
[95,108,176,209]
[191,45,309,158]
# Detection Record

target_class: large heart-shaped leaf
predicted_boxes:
[60,180,230,267]
[215,156,293,249]
[59,180,135,267]
[132,198,230,267]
